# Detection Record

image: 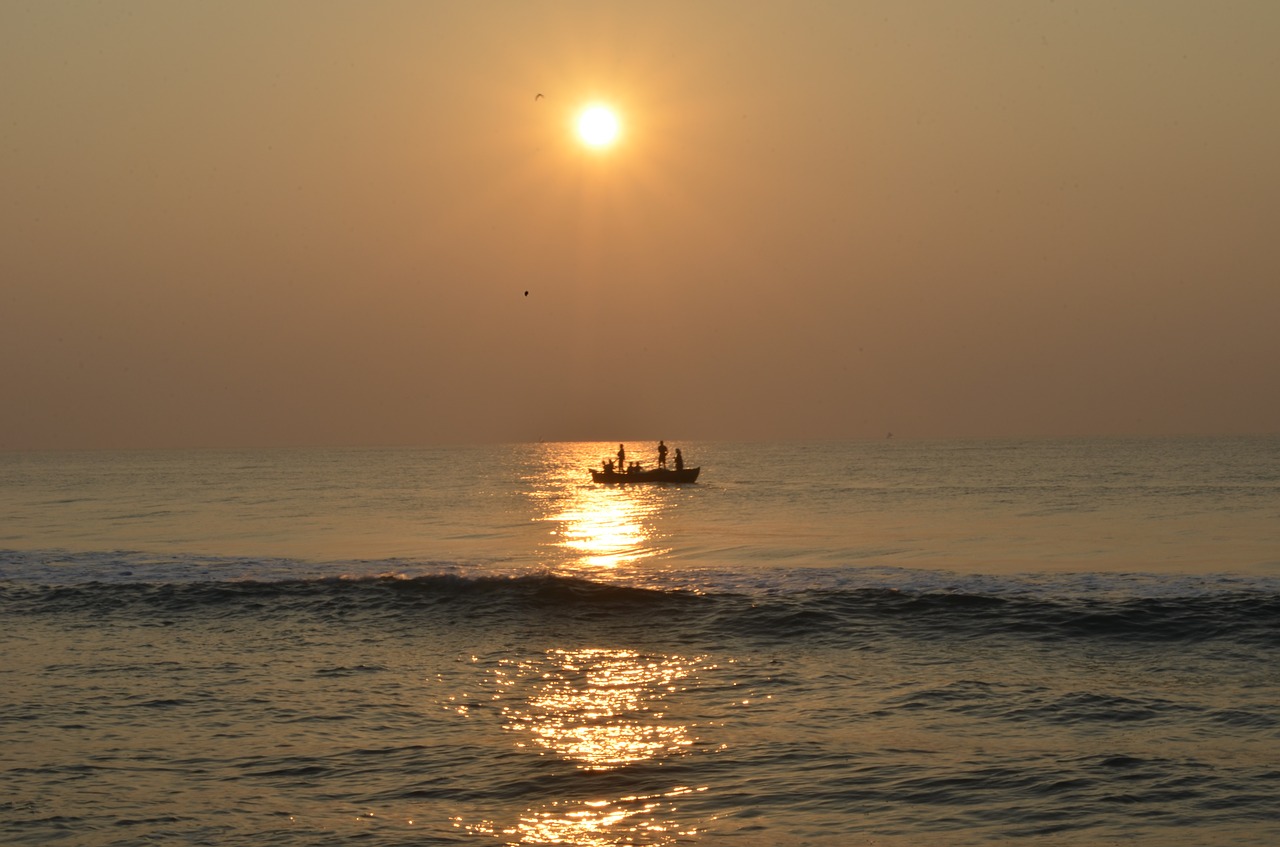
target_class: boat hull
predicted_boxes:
[590,467,700,484]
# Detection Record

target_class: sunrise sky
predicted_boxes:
[3,1,1277,449]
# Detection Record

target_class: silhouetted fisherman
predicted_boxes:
[674,448,684,471]
[657,440,668,468]
[617,444,626,470]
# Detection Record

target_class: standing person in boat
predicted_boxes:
[617,444,626,470]
[657,440,668,468]
[674,448,684,471]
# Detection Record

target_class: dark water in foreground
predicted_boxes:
[2,439,1278,845]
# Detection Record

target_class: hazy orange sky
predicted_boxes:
[3,1,1278,449]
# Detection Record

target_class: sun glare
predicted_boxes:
[577,105,620,149]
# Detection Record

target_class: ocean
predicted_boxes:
[2,437,1278,846]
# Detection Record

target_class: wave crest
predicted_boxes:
[4,573,1275,648]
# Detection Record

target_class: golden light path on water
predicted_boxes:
[455,443,713,844]
[502,648,696,770]
[543,447,673,575]
[552,494,657,570]
[492,648,708,844]
[453,645,714,844]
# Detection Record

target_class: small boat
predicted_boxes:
[590,466,700,484]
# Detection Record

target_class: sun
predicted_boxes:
[577,105,620,149]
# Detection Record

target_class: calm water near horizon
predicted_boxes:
[2,437,1278,845]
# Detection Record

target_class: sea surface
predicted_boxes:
[2,437,1278,846]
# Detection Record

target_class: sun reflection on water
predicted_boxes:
[530,443,689,580]
[452,646,708,844]
[546,487,671,575]
[512,786,707,846]
[456,784,707,846]
[500,647,696,770]
[553,499,651,570]
[451,445,711,843]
